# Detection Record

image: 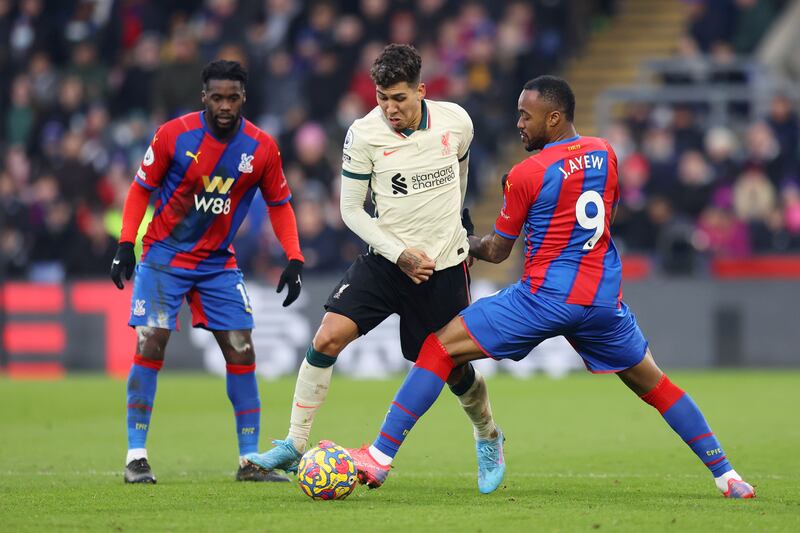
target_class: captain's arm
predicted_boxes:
[468,232,515,264]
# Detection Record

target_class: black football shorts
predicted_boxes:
[324,253,471,361]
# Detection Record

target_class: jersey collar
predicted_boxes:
[395,100,430,138]
[543,134,581,149]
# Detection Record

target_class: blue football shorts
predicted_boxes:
[128,263,254,331]
[459,281,648,373]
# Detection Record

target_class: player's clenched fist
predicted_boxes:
[277,259,304,306]
[397,248,435,284]
[110,242,136,290]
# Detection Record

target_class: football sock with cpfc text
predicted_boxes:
[126,355,162,462]
[226,363,261,457]
[373,334,454,461]
[287,347,336,452]
[640,374,733,478]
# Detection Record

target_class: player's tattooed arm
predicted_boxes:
[468,233,515,264]
[397,248,436,284]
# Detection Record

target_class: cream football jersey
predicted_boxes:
[341,99,473,270]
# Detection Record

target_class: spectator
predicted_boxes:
[695,205,751,258]
[151,29,203,120]
[672,105,705,155]
[734,168,777,251]
[53,131,100,206]
[704,126,740,184]
[5,74,35,147]
[27,51,59,113]
[66,208,118,277]
[671,150,715,218]
[766,93,799,180]
[303,50,347,122]
[258,48,306,135]
[111,33,162,118]
[65,40,108,102]
[295,199,346,273]
[641,127,677,196]
[292,122,334,191]
[742,121,783,186]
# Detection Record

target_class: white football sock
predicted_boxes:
[455,369,498,440]
[126,448,147,464]
[368,445,393,466]
[714,469,741,492]
[286,359,333,453]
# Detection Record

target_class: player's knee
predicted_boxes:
[417,333,455,381]
[135,326,169,360]
[312,329,349,356]
[447,362,475,392]
[218,330,255,365]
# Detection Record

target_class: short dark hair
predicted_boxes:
[202,59,248,88]
[523,75,575,122]
[370,44,422,88]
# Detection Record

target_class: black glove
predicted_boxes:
[461,207,475,236]
[277,259,303,307]
[110,242,136,290]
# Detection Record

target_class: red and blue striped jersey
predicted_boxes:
[133,112,291,271]
[494,135,622,308]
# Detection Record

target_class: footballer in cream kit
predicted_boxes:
[341,99,474,269]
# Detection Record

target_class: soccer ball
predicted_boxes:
[297,442,358,500]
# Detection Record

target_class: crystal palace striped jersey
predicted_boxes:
[494,135,622,308]
[133,112,291,271]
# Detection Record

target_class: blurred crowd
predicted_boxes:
[0,0,607,282]
[3,0,794,283]
[605,0,800,274]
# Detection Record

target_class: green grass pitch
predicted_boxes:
[1,371,798,532]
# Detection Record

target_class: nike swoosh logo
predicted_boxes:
[383,149,401,156]
[113,259,120,265]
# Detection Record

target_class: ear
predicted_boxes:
[548,110,561,128]
[417,82,427,100]
[242,88,246,104]
[201,89,207,105]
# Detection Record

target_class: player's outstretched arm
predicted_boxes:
[111,181,151,289]
[468,233,515,264]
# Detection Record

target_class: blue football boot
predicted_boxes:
[244,438,303,474]
[476,428,505,494]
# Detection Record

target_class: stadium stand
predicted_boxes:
[0,0,796,285]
